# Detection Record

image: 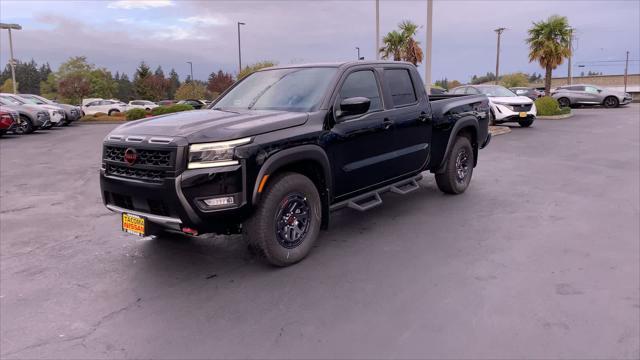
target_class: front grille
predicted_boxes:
[511,104,532,112]
[106,164,164,182]
[104,146,172,167]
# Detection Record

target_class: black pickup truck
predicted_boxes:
[100,61,491,266]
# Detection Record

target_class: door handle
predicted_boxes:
[418,112,431,123]
[382,118,394,130]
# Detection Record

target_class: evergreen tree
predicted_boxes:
[133,61,153,99]
[116,73,133,101]
[167,68,180,99]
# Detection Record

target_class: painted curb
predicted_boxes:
[489,126,511,136]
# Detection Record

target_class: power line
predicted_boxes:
[576,59,639,63]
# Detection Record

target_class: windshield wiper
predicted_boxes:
[212,107,240,114]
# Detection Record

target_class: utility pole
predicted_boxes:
[375,0,380,60]
[494,27,506,85]
[0,23,22,94]
[624,50,629,93]
[356,47,361,60]
[425,0,433,93]
[237,22,245,75]
[567,27,573,85]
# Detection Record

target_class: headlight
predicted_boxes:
[187,137,251,169]
[494,102,514,111]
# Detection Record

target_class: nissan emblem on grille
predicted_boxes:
[124,148,137,166]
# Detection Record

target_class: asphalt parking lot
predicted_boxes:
[1,105,639,359]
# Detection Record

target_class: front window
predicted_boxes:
[585,86,600,94]
[22,96,45,105]
[214,67,338,112]
[477,86,516,97]
[1,95,26,105]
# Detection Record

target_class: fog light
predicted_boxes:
[203,196,235,207]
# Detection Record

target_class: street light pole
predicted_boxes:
[624,50,629,93]
[494,27,506,85]
[425,0,433,93]
[237,22,245,75]
[186,61,194,98]
[375,0,379,60]
[567,27,573,85]
[0,23,22,94]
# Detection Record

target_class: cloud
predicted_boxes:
[152,25,209,41]
[107,0,174,10]
[179,15,228,27]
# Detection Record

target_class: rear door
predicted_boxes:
[328,68,397,198]
[380,67,431,175]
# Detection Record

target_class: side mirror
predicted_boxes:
[338,97,370,117]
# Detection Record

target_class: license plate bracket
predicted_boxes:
[122,213,146,236]
[519,112,527,118]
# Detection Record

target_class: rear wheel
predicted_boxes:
[13,115,34,134]
[557,97,571,108]
[603,96,619,108]
[435,136,474,195]
[244,172,321,267]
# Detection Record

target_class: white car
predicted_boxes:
[128,100,159,111]
[83,99,129,116]
[450,85,536,127]
[0,93,65,128]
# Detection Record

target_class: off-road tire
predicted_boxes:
[435,136,474,195]
[244,172,321,267]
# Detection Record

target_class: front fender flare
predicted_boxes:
[436,116,479,173]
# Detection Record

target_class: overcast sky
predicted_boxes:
[1,0,639,83]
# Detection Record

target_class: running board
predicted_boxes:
[330,175,423,212]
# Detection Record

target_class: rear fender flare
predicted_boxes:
[436,116,479,173]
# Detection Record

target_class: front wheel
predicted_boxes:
[13,115,34,134]
[435,136,474,195]
[108,109,120,116]
[244,172,321,267]
[603,96,619,108]
[557,97,571,108]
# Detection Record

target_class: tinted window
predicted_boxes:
[384,69,416,107]
[568,86,584,91]
[450,87,465,94]
[338,70,382,112]
[466,87,481,95]
[585,86,599,94]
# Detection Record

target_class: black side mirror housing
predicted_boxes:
[338,97,371,118]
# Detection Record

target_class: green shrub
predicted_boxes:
[126,108,147,121]
[534,96,570,116]
[151,104,194,116]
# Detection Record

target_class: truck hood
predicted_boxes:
[111,109,309,142]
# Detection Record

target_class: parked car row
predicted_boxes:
[0,93,82,136]
[81,98,210,115]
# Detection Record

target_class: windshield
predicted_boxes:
[214,67,337,112]
[477,86,516,97]
[1,95,26,105]
[21,96,45,105]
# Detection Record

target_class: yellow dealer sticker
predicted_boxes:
[122,213,146,236]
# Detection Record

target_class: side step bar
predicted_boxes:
[330,175,423,212]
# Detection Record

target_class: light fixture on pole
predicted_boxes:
[237,22,246,75]
[0,22,22,94]
[494,27,506,85]
[356,47,364,60]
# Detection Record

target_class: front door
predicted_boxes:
[327,69,396,199]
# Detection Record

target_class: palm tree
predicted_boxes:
[398,21,423,65]
[526,15,572,95]
[380,31,404,61]
[379,21,424,65]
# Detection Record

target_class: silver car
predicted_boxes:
[20,94,82,125]
[0,97,50,134]
[552,84,632,108]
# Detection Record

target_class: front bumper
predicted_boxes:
[100,163,252,234]
[621,97,633,105]
[492,103,536,122]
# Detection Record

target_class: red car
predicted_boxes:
[0,110,17,137]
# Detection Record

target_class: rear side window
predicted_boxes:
[384,69,417,107]
[568,86,584,91]
[338,70,382,112]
